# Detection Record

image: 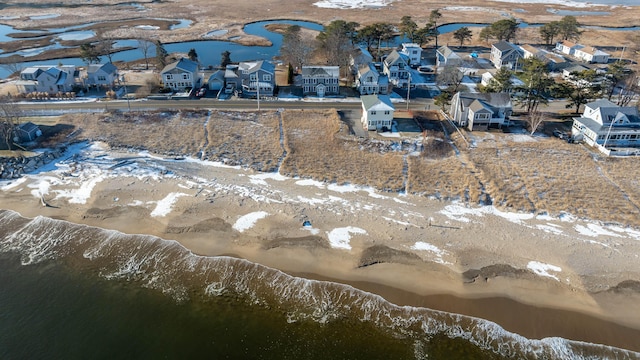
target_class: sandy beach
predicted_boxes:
[1,140,640,352]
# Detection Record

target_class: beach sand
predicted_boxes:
[1,142,640,351]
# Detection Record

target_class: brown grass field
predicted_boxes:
[58,108,640,227]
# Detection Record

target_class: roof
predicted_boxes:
[21,67,41,75]
[493,41,518,53]
[457,92,512,109]
[357,63,377,76]
[564,64,589,73]
[577,47,609,56]
[302,66,339,78]
[468,99,494,114]
[238,60,274,75]
[383,50,407,67]
[401,43,421,49]
[18,122,40,133]
[352,46,373,62]
[361,94,394,111]
[519,44,540,56]
[559,40,580,49]
[208,70,224,81]
[437,45,461,60]
[161,58,198,74]
[87,63,117,75]
[584,99,639,125]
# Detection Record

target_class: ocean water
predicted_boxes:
[0,210,637,360]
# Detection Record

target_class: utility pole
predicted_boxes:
[257,76,260,111]
[121,75,131,112]
[406,72,411,110]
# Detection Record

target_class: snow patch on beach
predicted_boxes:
[411,242,450,264]
[439,203,535,224]
[527,261,562,281]
[327,227,367,250]
[314,0,394,9]
[150,192,188,217]
[55,173,106,204]
[0,177,27,191]
[489,0,596,7]
[536,224,564,235]
[575,223,622,238]
[233,211,269,232]
[249,172,288,185]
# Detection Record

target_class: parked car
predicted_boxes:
[553,130,567,140]
[196,87,207,98]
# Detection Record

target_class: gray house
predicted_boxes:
[449,92,512,131]
[13,122,42,143]
[302,66,339,97]
[382,50,410,88]
[571,99,640,151]
[356,63,389,95]
[16,65,78,94]
[85,63,118,89]
[490,41,523,70]
[224,60,275,97]
[161,58,200,92]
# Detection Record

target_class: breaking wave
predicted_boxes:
[0,209,637,360]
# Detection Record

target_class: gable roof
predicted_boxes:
[383,50,407,67]
[357,63,378,76]
[161,58,198,74]
[493,40,519,53]
[468,99,494,114]
[352,46,373,62]
[87,63,117,75]
[302,66,339,78]
[437,45,461,60]
[361,94,394,111]
[457,92,512,109]
[238,60,274,75]
[576,47,609,56]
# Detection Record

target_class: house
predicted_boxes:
[490,41,523,70]
[562,64,590,80]
[207,70,224,92]
[360,94,395,131]
[449,92,512,131]
[350,45,374,73]
[480,71,524,89]
[13,122,42,143]
[436,45,462,68]
[555,40,583,56]
[382,50,410,88]
[301,65,340,97]
[161,58,200,92]
[15,65,78,94]
[85,63,118,88]
[519,44,566,70]
[571,99,640,150]
[574,46,610,64]
[355,63,389,95]
[223,60,275,97]
[400,43,422,66]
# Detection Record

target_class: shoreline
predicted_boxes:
[1,142,639,353]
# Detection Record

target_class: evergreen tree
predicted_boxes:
[452,27,472,46]
[187,48,198,62]
[220,51,232,67]
[155,40,169,68]
[80,43,101,64]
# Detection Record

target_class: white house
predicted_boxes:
[449,92,512,131]
[574,46,610,64]
[519,44,566,70]
[161,58,200,92]
[207,70,224,91]
[356,63,389,95]
[16,65,78,94]
[301,65,339,97]
[361,94,395,131]
[571,99,640,151]
[400,43,422,66]
[85,63,118,88]
[382,50,410,88]
[436,45,462,68]
[555,40,583,56]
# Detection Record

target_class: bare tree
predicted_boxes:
[280,25,315,70]
[526,111,546,135]
[0,98,23,150]
[1,61,23,78]
[136,34,154,70]
[95,32,116,63]
[437,65,464,92]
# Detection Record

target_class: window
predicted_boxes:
[250,74,257,81]
[371,111,376,115]
[384,111,390,115]
[263,74,271,82]
[97,76,106,81]
[183,74,190,80]
[166,74,173,80]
